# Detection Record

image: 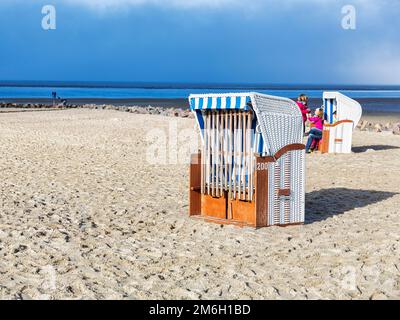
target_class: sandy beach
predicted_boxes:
[0,109,399,300]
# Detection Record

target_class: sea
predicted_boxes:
[1,81,400,114]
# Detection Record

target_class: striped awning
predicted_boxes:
[189,93,267,156]
[324,97,336,124]
[189,94,251,111]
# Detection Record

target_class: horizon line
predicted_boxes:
[1,80,400,90]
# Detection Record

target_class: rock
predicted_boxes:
[374,123,383,133]
[181,110,191,118]
[393,123,400,135]
[384,123,392,131]
[360,121,371,131]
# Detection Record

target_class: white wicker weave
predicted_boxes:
[250,93,303,156]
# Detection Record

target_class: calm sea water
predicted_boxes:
[1,82,400,113]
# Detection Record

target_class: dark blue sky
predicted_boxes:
[0,0,399,84]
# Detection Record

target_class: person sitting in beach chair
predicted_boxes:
[332,110,338,124]
[306,108,324,153]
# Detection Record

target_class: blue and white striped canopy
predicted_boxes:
[324,97,336,124]
[188,93,268,155]
[189,94,251,111]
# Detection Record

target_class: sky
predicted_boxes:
[0,0,399,85]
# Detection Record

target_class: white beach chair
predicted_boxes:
[321,92,362,154]
[189,92,305,228]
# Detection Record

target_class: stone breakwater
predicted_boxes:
[0,102,194,119]
[83,104,195,118]
[1,102,399,134]
[357,120,400,135]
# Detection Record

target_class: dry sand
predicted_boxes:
[0,109,399,300]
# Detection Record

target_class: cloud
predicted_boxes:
[63,0,248,10]
[371,59,400,84]
[345,45,400,84]
[2,0,398,13]
[60,0,399,10]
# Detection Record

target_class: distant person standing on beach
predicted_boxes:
[296,94,311,133]
[52,91,57,107]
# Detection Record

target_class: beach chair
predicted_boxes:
[320,92,362,154]
[189,93,305,228]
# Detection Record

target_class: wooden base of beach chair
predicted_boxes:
[321,120,353,154]
[189,144,305,229]
[320,129,330,153]
[191,215,304,229]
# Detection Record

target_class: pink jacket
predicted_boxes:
[296,101,310,122]
[309,116,324,130]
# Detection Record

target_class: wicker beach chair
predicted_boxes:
[189,93,305,228]
[320,92,362,154]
